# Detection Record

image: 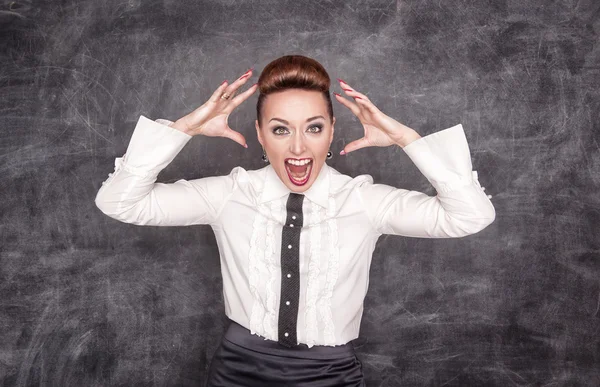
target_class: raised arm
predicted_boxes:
[94,68,259,226]
[95,116,238,226]
[357,124,495,238]
[333,78,495,238]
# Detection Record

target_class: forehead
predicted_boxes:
[262,89,327,121]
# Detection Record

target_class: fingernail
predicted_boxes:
[340,150,346,155]
[244,143,248,148]
[342,88,352,92]
[337,78,347,84]
[333,92,341,97]
[354,96,362,100]
[253,83,258,87]
[222,80,228,85]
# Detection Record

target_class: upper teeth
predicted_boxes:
[287,159,311,166]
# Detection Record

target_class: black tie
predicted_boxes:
[278,192,304,347]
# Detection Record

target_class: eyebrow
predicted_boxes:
[268,115,325,125]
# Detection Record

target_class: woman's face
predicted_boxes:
[255,89,335,193]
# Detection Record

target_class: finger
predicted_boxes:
[341,137,370,155]
[224,68,254,97]
[340,84,371,103]
[353,94,381,115]
[209,80,230,103]
[340,88,380,116]
[333,92,361,117]
[223,127,248,148]
[337,80,383,117]
[227,83,259,112]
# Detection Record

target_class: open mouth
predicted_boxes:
[285,158,313,186]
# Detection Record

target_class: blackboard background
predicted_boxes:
[2,0,599,386]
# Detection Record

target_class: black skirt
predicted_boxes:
[205,318,366,386]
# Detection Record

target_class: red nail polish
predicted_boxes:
[333,92,341,97]
[222,80,228,85]
[342,88,352,92]
[354,96,362,100]
[337,78,347,84]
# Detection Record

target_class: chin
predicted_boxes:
[288,181,312,192]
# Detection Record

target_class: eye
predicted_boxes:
[307,125,323,133]
[272,126,289,135]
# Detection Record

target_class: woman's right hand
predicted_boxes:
[171,68,258,147]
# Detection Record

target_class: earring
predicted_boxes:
[327,150,333,159]
[262,149,269,163]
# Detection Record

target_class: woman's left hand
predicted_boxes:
[334,79,422,154]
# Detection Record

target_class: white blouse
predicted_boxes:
[95,115,495,348]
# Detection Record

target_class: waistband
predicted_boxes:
[223,319,356,360]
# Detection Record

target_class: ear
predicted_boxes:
[255,119,264,147]
[329,116,336,146]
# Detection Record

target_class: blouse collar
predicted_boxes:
[259,162,331,209]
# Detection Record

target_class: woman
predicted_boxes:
[95,55,495,386]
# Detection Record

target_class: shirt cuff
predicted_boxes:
[401,124,478,194]
[155,118,175,127]
[118,115,193,177]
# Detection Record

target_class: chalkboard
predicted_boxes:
[2,0,599,385]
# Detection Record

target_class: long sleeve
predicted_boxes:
[94,115,237,226]
[357,123,496,238]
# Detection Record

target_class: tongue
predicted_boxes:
[288,164,307,174]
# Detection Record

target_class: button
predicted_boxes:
[292,215,297,220]
[284,332,289,337]
[286,301,290,305]
[287,273,291,278]
[290,224,294,227]
[288,245,292,249]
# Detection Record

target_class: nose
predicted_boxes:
[289,130,307,155]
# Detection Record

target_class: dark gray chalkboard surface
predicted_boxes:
[2,0,599,386]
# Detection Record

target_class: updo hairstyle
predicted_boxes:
[256,55,334,127]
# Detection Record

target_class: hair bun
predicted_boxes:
[256,55,333,126]
[258,55,330,93]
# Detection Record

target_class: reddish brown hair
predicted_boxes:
[256,55,334,127]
